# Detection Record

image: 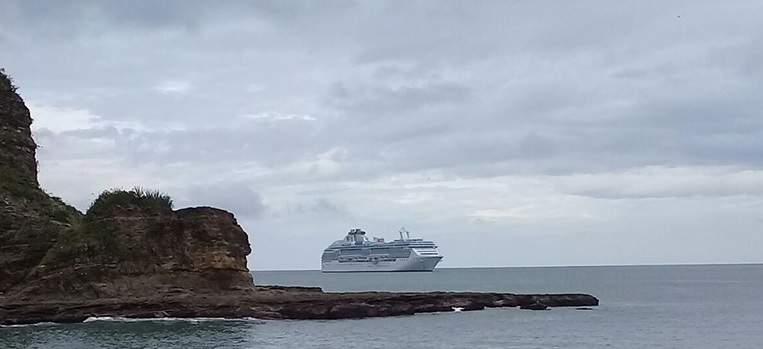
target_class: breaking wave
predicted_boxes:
[0,317,264,328]
[83,316,264,324]
[0,322,60,328]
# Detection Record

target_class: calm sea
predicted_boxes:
[2,264,762,349]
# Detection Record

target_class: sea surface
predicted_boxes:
[2,264,762,349]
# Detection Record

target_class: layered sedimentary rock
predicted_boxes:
[0,71,37,186]
[0,70,78,292]
[12,205,254,299]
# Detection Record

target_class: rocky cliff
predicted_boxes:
[0,70,37,186]
[0,69,253,299]
[12,203,254,300]
[0,69,80,293]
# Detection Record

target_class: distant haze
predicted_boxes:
[1,1,762,270]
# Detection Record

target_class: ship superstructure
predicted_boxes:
[321,228,443,272]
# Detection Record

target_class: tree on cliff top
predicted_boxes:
[0,68,19,92]
[86,187,174,219]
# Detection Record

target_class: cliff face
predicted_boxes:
[15,205,253,299]
[0,70,77,293]
[0,69,254,299]
[0,71,37,186]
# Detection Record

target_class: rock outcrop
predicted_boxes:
[0,69,253,298]
[0,287,599,325]
[10,205,254,300]
[0,70,37,186]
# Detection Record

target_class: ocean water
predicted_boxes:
[2,264,762,349]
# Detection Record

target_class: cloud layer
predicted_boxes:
[2,0,762,269]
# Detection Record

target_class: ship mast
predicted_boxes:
[399,227,410,240]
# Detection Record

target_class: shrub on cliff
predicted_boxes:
[0,67,18,92]
[86,186,174,219]
[0,164,80,226]
[40,187,173,265]
[0,164,42,201]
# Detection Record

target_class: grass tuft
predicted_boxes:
[86,186,173,219]
[40,187,173,265]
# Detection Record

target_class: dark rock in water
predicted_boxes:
[254,285,323,293]
[576,307,594,311]
[0,68,600,325]
[0,288,599,324]
[520,302,549,310]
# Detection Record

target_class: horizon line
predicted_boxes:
[250,261,763,272]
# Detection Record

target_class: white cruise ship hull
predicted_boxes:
[322,228,443,273]
[322,255,443,273]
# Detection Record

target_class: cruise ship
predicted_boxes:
[321,228,443,272]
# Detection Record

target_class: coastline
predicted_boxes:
[0,286,598,325]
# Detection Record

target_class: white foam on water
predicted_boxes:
[0,322,60,328]
[1,317,265,327]
[83,316,263,324]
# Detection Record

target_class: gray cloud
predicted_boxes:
[4,0,763,269]
[328,80,472,115]
[556,167,763,200]
[181,182,268,219]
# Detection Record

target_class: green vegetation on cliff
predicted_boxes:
[0,166,77,223]
[0,163,41,201]
[86,186,174,219]
[40,187,174,265]
[0,67,18,92]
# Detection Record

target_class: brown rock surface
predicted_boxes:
[0,69,37,186]
[9,205,255,299]
[1,69,80,292]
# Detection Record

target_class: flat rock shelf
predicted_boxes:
[0,286,599,325]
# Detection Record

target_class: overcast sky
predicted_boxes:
[2,1,762,270]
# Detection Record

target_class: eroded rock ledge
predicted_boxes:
[0,286,599,325]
